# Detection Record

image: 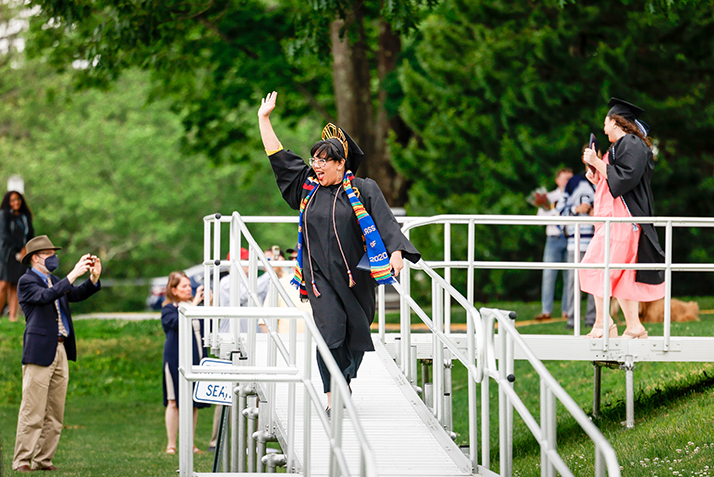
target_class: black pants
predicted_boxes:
[316,344,364,393]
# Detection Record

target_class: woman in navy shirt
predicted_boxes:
[161,271,209,454]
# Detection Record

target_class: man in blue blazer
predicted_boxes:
[12,235,101,472]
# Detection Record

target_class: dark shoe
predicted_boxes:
[534,313,552,321]
[37,465,59,471]
[325,407,331,419]
[565,322,574,330]
[15,465,32,472]
[207,446,216,452]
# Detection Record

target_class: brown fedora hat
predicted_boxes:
[22,235,62,265]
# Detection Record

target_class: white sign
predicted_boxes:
[8,175,24,194]
[193,358,234,405]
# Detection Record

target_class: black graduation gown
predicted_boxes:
[269,149,420,352]
[0,210,34,282]
[605,134,665,285]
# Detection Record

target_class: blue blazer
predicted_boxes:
[17,269,101,366]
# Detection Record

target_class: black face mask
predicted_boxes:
[43,255,59,273]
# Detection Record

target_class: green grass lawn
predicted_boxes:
[448,297,714,477]
[1,300,713,476]
[0,319,216,476]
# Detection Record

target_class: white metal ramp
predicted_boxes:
[258,334,473,477]
[178,212,623,477]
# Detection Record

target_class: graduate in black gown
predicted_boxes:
[258,91,420,412]
[581,98,665,339]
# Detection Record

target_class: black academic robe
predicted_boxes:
[605,134,665,285]
[269,149,420,352]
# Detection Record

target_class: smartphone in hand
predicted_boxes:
[587,133,598,174]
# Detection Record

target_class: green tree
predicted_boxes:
[396,0,714,299]
[0,56,306,310]
[23,0,438,206]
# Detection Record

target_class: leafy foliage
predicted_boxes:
[0,58,305,311]
[24,0,332,163]
[397,0,714,299]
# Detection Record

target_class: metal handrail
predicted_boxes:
[481,308,621,477]
[398,214,707,349]
[195,212,631,476]
[174,212,377,477]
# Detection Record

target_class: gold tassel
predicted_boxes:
[347,269,356,287]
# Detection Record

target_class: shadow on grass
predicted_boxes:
[510,368,714,457]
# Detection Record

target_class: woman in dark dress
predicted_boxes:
[258,91,421,413]
[161,271,209,454]
[0,191,34,322]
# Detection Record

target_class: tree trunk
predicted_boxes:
[330,5,409,207]
[373,18,411,207]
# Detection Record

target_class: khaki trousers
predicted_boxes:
[13,342,69,470]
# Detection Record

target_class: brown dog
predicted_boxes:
[639,298,700,323]
[610,298,699,323]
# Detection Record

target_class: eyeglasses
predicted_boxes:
[309,156,330,168]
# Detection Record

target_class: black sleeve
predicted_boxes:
[27,215,34,242]
[359,178,421,264]
[268,149,313,210]
[0,211,9,244]
[66,278,101,302]
[162,305,179,330]
[606,135,648,199]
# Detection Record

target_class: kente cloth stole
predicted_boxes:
[291,172,396,301]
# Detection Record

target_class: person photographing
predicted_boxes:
[579,98,664,339]
[13,235,101,472]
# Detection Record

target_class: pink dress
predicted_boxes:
[579,152,665,301]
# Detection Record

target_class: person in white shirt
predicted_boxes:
[534,168,572,321]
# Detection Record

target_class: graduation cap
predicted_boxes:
[322,123,365,172]
[607,98,644,122]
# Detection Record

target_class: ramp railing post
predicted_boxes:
[540,383,556,477]
[433,281,445,424]
[203,218,212,348]
[236,384,251,472]
[300,327,312,475]
[602,220,612,351]
[497,312,514,477]
[467,308,479,470]
[664,220,673,350]
[444,222,452,335]
[400,229,412,379]
[410,345,419,391]
[444,349,454,438]
[621,355,636,429]
[254,397,276,474]
[593,362,602,418]
[422,359,433,409]
[595,447,605,477]
[244,395,259,472]
[506,313,515,477]
[178,306,194,477]
[211,215,221,347]
[573,224,581,336]
[378,285,386,343]
[481,313,493,471]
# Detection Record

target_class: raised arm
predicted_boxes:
[258,91,282,152]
